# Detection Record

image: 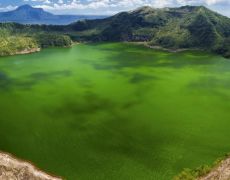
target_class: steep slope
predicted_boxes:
[0,5,229,57]
[68,6,230,57]
[0,5,107,25]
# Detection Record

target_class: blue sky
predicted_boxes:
[0,0,229,16]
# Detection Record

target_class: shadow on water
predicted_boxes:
[188,75,230,100]
[189,76,230,89]
[85,115,171,171]
[83,43,224,71]
[46,90,142,118]
[0,72,12,90]
[0,70,72,91]
[1,43,230,180]
[43,89,176,172]
[29,71,72,81]
[129,72,158,84]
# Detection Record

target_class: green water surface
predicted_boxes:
[0,43,230,180]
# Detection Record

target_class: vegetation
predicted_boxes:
[0,5,229,57]
[67,6,230,58]
[0,24,72,56]
[173,165,212,180]
[174,153,230,180]
[213,37,230,58]
[0,29,38,56]
[35,34,72,48]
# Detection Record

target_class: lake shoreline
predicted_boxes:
[0,42,229,179]
[15,47,41,55]
[174,154,230,180]
[0,42,80,57]
[0,47,41,57]
[0,151,62,180]
[127,42,201,53]
[199,156,230,180]
[0,41,222,58]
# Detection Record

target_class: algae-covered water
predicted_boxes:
[0,43,230,180]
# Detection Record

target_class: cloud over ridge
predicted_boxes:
[0,0,229,16]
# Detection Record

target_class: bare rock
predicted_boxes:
[200,157,230,180]
[0,152,62,180]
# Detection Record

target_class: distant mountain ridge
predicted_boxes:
[0,5,107,25]
[0,5,229,57]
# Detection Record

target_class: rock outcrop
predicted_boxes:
[200,157,230,180]
[0,152,62,180]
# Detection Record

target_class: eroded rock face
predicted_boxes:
[200,157,230,180]
[0,152,62,180]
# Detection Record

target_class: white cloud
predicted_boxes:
[205,0,230,5]
[58,0,64,3]
[0,5,17,11]
[24,0,52,4]
[33,0,229,11]
[22,0,229,16]
[176,0,230,5]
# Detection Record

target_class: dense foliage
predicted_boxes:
[0,29,38,56]
[0,5,229,57]
[0,24,72,56]
[213,37,230,58]
[68,6,230,57]
[35,34,72,48]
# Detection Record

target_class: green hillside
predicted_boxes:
[0,28,38,56]
[0,23,72,56]
[68,6,230,57]
[0,6,229,57]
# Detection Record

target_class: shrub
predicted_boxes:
[35,34,72,48]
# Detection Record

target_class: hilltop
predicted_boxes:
[0,5,229,57]
[68,5,230,57]
[0,5,106,25]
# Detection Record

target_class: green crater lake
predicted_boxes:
[0,43,230,180]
